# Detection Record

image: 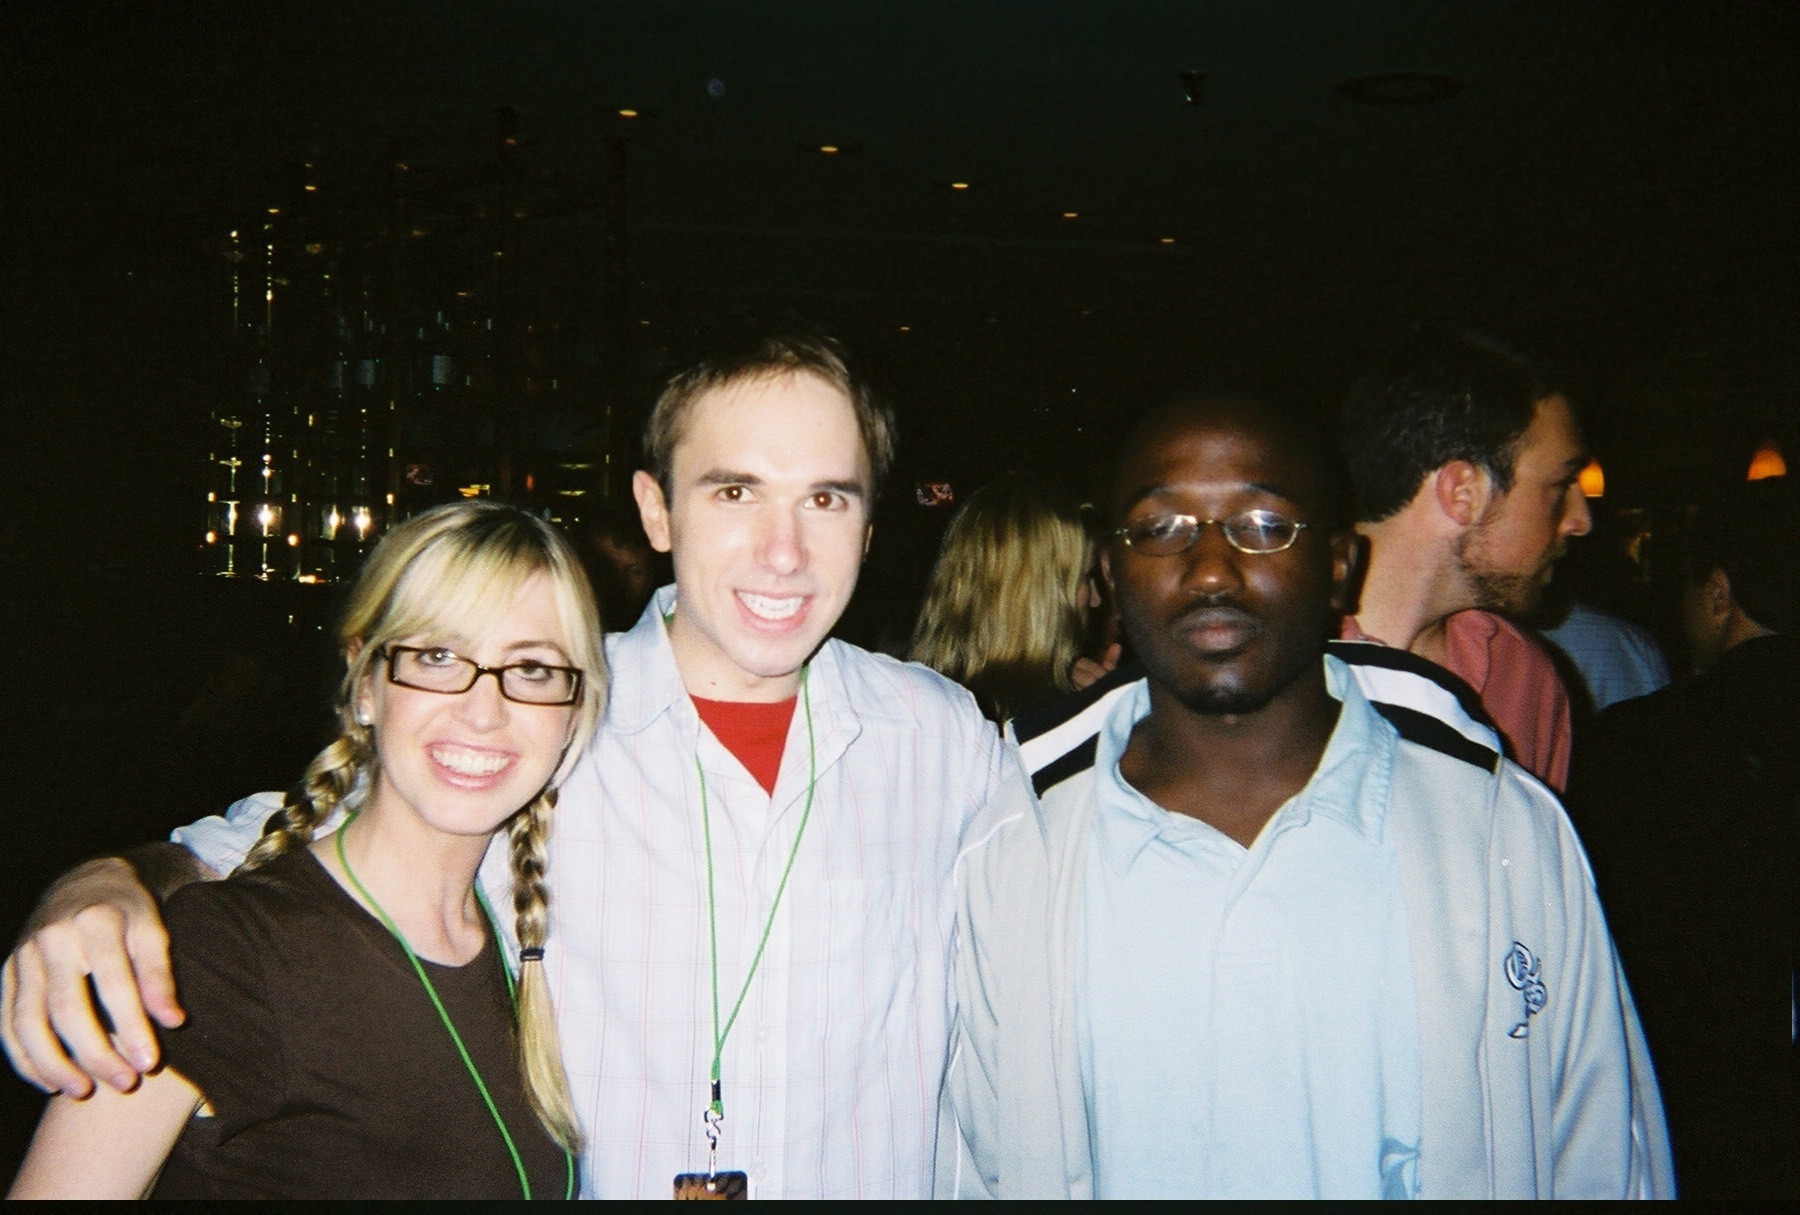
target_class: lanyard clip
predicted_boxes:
[703,1083,724,1175]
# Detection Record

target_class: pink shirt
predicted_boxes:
[1342,610,1572,791]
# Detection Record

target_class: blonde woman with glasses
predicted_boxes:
[10,502,604,1199]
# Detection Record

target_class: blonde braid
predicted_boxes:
[507,787,583,1152]
[237,727,370,874]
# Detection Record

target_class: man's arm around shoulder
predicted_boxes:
[1,791,284,1096]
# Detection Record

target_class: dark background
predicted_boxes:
[2,1,1794,1176]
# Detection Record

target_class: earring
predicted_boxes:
[356,709,373,726]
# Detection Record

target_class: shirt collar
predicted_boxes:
[1091,655,1396,874]
[602,584,866,765]
[604,584,691,736]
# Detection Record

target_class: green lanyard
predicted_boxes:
[694,665,818,1172]
[336,817,576,1200]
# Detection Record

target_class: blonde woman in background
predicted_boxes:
[910,480,1113,724]
[10,502,604,1200]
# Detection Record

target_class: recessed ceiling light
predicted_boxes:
[304,184,317,192]
[1062,211,1079,219]
[819,144,840,154]
[1160,237,1175,245]
[1335,72,1463,106]
[618,108,639,118]
[951,182,969,190]
[899,325,911,332]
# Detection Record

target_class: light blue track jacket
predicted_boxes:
[935,658,1674,1200]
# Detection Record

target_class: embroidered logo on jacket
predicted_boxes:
[1503,941,1548,1038]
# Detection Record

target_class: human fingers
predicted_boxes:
[41,910,144,1092]
[1,945,92,1097]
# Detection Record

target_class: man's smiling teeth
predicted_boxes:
[738,591,804,621]
[429,745,512,777]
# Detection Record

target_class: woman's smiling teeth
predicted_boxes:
[428,744,513,777]
[738,591,805,621]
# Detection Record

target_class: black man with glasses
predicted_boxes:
[936,394,1672,1199]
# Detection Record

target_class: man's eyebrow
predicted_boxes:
[813,479,865,499]
[1121,480,1304,512]
[696,469,763,487]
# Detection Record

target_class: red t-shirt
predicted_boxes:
[1342,610,1573,791]
[691,695,798,796]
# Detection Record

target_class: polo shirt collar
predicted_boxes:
[1092,655,1395,875]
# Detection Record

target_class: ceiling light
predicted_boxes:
[1335,72,1463,106]
[899,325,910,332]
[1062,211,1079,219]
[1577,458,1605,499]
[818,145,839,154]
[1160,237,1176,245]
[618,108,639,118]
[1747,439,1787,481]
[951,182,969,190]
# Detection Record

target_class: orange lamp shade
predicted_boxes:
[1747,440,1787,481]
[1577,457,1605,498]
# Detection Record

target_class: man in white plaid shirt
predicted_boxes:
[3,329,1021,1198]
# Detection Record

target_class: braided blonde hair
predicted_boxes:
[239,501,604,1152]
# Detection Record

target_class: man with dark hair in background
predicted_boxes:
[1567,478,1798,1198]
[579,499,663,630]
[1341,328,1590,789]
[939,393,1670,1199]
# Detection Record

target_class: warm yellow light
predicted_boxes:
[819,145,839,154]
[304,184,317,192]
[286,533,300,547]
[1160,237,1176,245]
[1062,211,1079,219]
[899,325,911,332]
[951,182,969,190]
[205,531,217,544]
[267,207,280,215]
[1577,457,1605,499]
[618,108,638,117]
[1747,439,1787,481]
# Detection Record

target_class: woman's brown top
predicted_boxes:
[151,847,571,1199]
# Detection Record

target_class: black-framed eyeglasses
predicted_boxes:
[384,646,584,706]
[1110,509,1308,556]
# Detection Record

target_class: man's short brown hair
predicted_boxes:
[643,328,897,503]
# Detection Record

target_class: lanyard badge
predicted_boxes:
[673,667,817,1201]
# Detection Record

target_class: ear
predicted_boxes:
[1703,566,1735,623]
[1328,530,1369,616]
[353,666,378,728]
[633,470,674,554]
[1431,461,1493,528]
[1098,543,1117,602]
[863,521,875,559]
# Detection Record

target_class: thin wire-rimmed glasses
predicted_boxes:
[384,646,584,706]
[1110,509,1308,556]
